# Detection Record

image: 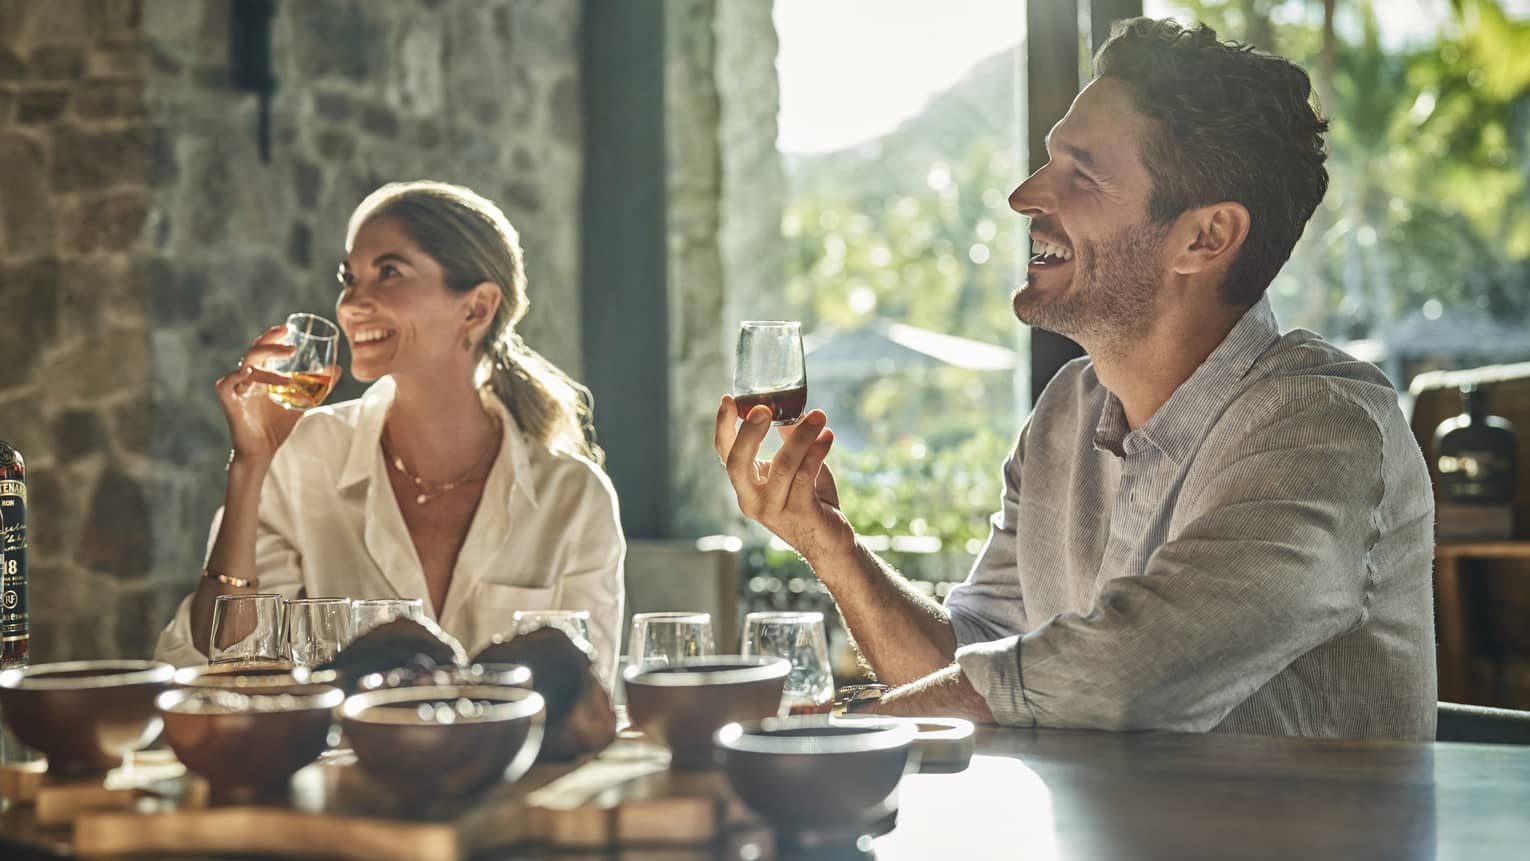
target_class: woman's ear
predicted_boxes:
[1170,201,1251,277]
[465,281,503,331]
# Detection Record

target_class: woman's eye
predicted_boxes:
[380,265,400,278]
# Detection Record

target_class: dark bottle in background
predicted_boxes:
[0,440,27,669]
[1434,384,1519,505]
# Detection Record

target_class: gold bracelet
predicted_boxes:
[202,566,257,589]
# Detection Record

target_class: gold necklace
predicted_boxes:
[382,419,502,505]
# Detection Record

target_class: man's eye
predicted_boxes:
[1073,170,1095,186]
[381,265,400,278]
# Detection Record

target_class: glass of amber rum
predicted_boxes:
[733,321,807,425]
[742,611,834,716]
[266,313,339,410]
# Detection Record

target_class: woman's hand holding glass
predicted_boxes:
[215,314,340,465]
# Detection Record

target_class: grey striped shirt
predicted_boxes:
[945,298,1437,740]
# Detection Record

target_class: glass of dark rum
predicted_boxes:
[733,321,807,425]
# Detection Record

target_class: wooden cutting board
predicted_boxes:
[67,734,774,860]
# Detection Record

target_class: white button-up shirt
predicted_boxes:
[945,298,1436,740]
[155,376,626,682]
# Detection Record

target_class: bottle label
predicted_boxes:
[0,479,26,642]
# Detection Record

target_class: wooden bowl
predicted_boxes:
[354,661,532,693]
[715,716,917,834]
[340,685,545,802]
[157,684,344,805]
[172,664,340,692]
[0,660,175,775]
[622,656,790,769]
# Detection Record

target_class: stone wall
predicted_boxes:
[664,0,784,537]
[0,0,583,660]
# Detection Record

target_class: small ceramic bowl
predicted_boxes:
[157,684,344,805]
[622,656,790,769]
[0,660,175,775]
[715,716,918,834]
[340,685,545,802]
[355,661,533,693]
[172,664,340,692]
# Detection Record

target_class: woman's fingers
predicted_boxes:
[252,323,290,345]
[217,366,290,399]
[238,343,295,369]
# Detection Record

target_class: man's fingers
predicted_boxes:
[714,396,739,461]
[724,405,773,501]
[797,426,834,486]
[761,410,827,511]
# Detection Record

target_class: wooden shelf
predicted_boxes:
[1434,540,1530,704]
[1436,541,1530,561]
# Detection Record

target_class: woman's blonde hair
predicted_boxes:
[346,181,601,464]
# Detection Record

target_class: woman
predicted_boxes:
[156,181,625,682]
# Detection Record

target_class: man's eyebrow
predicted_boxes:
[1044,131,1099,171]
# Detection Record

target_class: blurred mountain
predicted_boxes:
[783,43,1025,201]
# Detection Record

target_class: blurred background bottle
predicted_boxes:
[1435,383,1519,505]
[0,440,27,669]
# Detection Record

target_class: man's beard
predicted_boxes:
[1012,219,1170,355]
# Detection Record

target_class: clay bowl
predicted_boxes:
[157,683,344,805]
[715,716,918,838]
[172,664,340,692]
[355,661,533,693]
[340,685,546,803]
[622,656,790,769]
[0,660,175,775]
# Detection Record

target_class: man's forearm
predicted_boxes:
[808,540,959,685]
[868,663,996,724]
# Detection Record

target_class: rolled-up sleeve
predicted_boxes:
[944,425,1029,647]
[956,390,1384,731]
[154,469,305,667]
[554,467,626,687]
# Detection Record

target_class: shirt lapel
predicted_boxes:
[341,377,434,613]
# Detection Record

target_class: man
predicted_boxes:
[714,18,1436,740]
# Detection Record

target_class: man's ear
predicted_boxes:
[1170,202,1250,277]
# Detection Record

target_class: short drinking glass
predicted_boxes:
[627,612,714,671]
[350,598,425,638]
[209,594,286,667]
[510,609,593,647]
[742,611,834,716]
[285,598,352,667]
[266,312,339,410]
[733,321,807,425]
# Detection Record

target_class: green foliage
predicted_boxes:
[1166,0,1530,340]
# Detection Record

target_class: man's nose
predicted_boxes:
[1009,166,1054,218]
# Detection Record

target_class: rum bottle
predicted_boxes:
[0,440,26,668]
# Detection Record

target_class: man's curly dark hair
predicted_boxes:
[1094,18,1329,306]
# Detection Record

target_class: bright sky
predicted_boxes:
[775,0,1522,156]
[774,0,1024,154]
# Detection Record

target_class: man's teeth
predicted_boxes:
[354,329,395,344]
[1032,239,1073,262]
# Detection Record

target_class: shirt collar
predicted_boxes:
[336,376,540,507]
[1093,296,1281,464]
